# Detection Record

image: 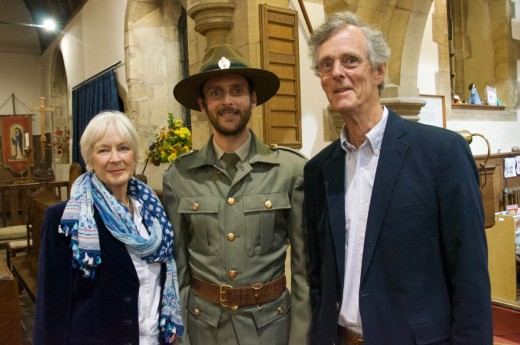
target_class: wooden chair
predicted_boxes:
[0,183,31,248]
[10,164,80,301]
[4,189,34,270]
[10,188,61,301]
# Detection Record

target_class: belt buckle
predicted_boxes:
[219,284,232,307]
[356,338,364,345]
[219,284,236,309]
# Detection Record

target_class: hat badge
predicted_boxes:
[218,56,231,70]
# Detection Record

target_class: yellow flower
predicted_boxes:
[146,113,192,165]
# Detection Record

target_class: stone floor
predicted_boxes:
[19,289,34,345]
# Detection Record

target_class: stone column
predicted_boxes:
[185,1,238,148]
[188,0,237,47]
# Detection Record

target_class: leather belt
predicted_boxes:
[191,275,286,308]
[338,326,364,345]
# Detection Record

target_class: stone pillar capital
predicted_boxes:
[381,97,426,122]
[188,1,237,46]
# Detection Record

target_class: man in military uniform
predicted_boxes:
[163,44,310,345]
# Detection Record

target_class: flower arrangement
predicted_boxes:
[147,112,192,165]
[52,126,71,157]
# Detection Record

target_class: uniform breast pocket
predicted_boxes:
[178,196,220,255]
[243,192,291,256]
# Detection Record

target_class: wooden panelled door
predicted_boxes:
[260,5,302,148]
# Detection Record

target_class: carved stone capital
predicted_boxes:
[381,97,426,122]
[188,1,237,45]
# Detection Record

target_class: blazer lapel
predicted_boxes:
[95,211,139,281]
[361,112,408,281]
[323,141,347,285]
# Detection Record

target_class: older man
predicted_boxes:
[304,11,492,345]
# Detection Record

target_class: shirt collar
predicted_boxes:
[213,131,252,162]
[340,106,388,155]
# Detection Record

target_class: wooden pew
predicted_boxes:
[485,214,520,309]
[0,256,22,345]
[10,189,60,301]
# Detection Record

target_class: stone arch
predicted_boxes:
[50,48,69,181]
[382,0,433,97]
[124,0,186,156]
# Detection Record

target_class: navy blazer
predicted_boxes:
[304,111,493,344]
[33,201,143,345]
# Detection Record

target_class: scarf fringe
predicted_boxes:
[161,316,184,343]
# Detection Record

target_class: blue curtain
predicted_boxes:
[72,69,121,170]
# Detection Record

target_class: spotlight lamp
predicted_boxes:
[0,18,57,32]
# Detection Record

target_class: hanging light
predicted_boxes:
[41,19,57,31]
[0,17,57,32]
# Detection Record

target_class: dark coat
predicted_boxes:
[33,201,143,345]
[304,111,493,345]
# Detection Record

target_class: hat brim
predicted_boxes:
[173,68,280,112]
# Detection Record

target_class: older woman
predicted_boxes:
[33,111,183,344]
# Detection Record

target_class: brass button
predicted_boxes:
[192,202,200,211]
[264,200,273,209]
[227,233,235,241]
[230,305,238,311]
[194,308,201,316]
[228,270,237,278]
[277,307,284,314]
[227,197,235,206]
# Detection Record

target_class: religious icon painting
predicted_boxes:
[0,115,33,174]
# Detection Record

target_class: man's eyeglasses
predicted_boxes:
[315,55,368,75]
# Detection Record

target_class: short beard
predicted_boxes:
[210,107,252,137]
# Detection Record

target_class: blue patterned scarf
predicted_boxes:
[59,172,183,343]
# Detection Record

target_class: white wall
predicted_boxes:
[0,0,41,121]
[292,1,331,158]
[416,7,438,96]
[0,52,41,121]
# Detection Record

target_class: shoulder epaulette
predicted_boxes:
[173,148,198,163]
[268,144,307,159]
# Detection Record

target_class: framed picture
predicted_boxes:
[418,94,446,128]
[0,115,32,174]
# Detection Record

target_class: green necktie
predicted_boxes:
[222,152,240,179]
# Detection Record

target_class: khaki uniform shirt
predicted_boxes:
[163,131,310,345]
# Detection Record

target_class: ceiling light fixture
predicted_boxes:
[0,18,57,32]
